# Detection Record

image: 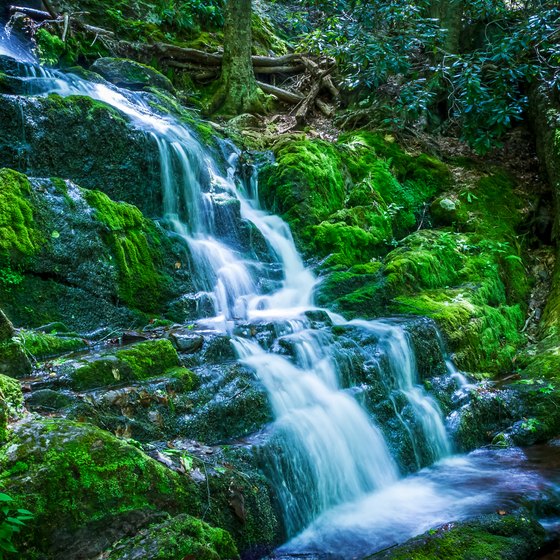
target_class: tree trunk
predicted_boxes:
[210,0,266,115]
[429,0,464,54]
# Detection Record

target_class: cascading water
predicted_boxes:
[0,32,476,554]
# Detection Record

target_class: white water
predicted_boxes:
[2,39,458,543]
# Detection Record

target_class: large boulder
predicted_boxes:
[0,93,163,216]
[91,57,175,93]
[377,513,545,560]
[0,417,281,558]
[0,171,194,330]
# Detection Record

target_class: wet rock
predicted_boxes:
[26,388,76,411]
[0,93,163,216]
[0,175,195,330]
[90,58,175,93]
[169,331,204,354]
[0,416,202,558]
[166,293,216,323]
[376,512,545,560]
[106,513,238,560]
[202,334,237,364]
[404,317,448,380]
[70,339,180,390]
[304,309,333,328]
[181,363,272,443]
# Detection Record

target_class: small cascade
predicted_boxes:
[0,35,465,545]
[350,319,451,466]
[234,331,398,535]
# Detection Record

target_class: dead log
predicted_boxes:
[153,43,223,66]
[322,75,339,99]
[295,65,334,124]
[9,5,51,20]
[77,22,115,37]
[254,64,305,75]
[252,53,306,67]
[256,80,304,104]
[296,79,322,124]
[316,99,335,117]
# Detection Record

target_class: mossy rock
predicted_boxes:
[90,57,175,93]
[0,374,23,410]
[19,330,86,360]
[259,132,449,267]
[378,513,545,560]
[0,417,202,556]
[0,175,194,330]
[0,94,163,216]
[0,373,23,442]
[71,339,180,390]
[0,340,32,378]
[107,513,238,560]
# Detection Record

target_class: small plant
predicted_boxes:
[0,492,32,558]
[521,417,541,433]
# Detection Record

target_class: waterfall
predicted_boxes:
[0,38,455,540]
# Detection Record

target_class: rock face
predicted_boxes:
[377,513,545,560]
[91,57,175,93]
[0,171,194,330]
[0,92,163,216]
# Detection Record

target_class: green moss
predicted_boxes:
[260,138,346,233]
[108,513,238,560]
[0,168,42,258]
[84,189,167,312]
[0,417,201,551]
[382,513,544,560]
[44,94,127,125]
[339,132,450,235]
[115,339,179,378]
[72,339,180,390]
[0,340,32,378]
[167,366,200,391]
[18,330,86,360]
[393,291,525,373]
[260,133,450,266]
[35,29,67,67]
[0,374,23,410]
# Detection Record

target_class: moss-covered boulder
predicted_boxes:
[0,93,163,216]
[91,57,175,92]
[107,513,238,560]
[0,416,281,558]
[260,132,449,266]
[0,417,203,557]
[0,172,194,330]
[377,513,545,560]
[70,339,180,390]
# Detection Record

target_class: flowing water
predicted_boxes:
[2,31,558,558]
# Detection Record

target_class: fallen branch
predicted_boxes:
[254,64,305,75]
[315,99,335,117]
[296,64,334,124]
[153,43,222,66]
[9,5,52,20]
[257,80,305,104]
